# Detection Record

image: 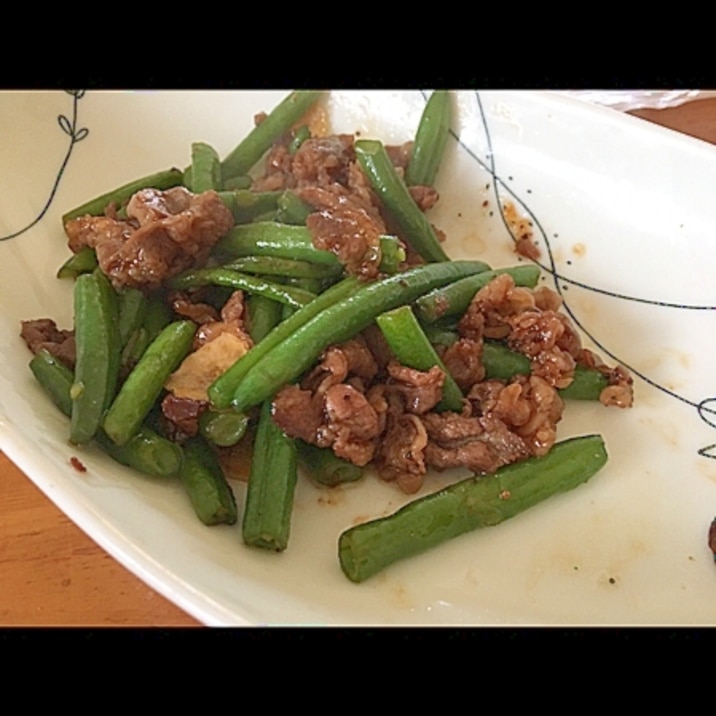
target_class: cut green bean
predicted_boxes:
[378,235,406,274]
[70,270,121,445]
[296,441,363,487]
[355,138,449,263]
[219,189,283,224]
[29,349,75,417]
[208,275,362,409]
[231,260,491,412]
[559,364,609,401]
[117,287,148,348]
[103,320,196,446]
[482,340,531,381]
[405,90,451,187]
[188,142,221,193]
[288,124,311,155]
[339,434,608,582]
[414,264,540,323]
[223,255,342,280]
[56,247,98,279]
[275,190,314,225]
[376,305,464,412]
[62,168,184,224]
[246,294,284,344]
[179,437,238,525]
[29,350,181,478]
[214,221,342,268]
[95,427,183,478]
[221,91,324,181]
[242,400,298,551]
[222,174,253,191]
[198,409,250,448]
[167,267,317,310]
[482,341,609,400]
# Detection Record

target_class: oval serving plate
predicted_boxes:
[1,90,716,625]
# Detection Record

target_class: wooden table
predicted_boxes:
[2,95,715,627]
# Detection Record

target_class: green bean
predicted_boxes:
[275,190,314,225]
[405,90,451,187]
[221,174,253,191]
[121,294,174,370]
[355,139,449,263]
[246,294,284,344]
[213,221,342,268]
[482,341,531,381]
[142,291,174,338]
[167,267,317,310]
[288,124,311,155]
[95,427,183,478]
[482,341,609,400]
[559,365,609,401]
[117,287,148,348]
[70,270,121,445]
[223,255,342,280]
[414,264,541,323]
[221,91,324,181]
[378,235,406,275]
[29,349,74,417]
[103,320,196,446]
[338,434,608,582]
[56,246,98,279]
[62,168,184,224]
[296,441,363,487]
[376,305,464,412]
[198,409,250,448]
[242,400,298,551]
[29,350,181,478]
[421,324,459,348]
[208,276,362,409]
[188,142,221,192]
[231,260,490,412]
[218,189,283,224]
[179,437,238,525]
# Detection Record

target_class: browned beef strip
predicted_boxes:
[160,394,208,442]
[64,187,234,291]
[20,319,76,369]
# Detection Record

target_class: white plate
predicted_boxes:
[2,90,716,626]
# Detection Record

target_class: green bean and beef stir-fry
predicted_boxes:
[19,91,633,582]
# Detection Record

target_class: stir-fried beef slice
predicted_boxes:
[64,187,234,291]
[170,291,220,326]
[422,411,531,475]
[306,205,383,279]
[384,362,445,415]
[193,290,252,349]
[321,383,382,466]
[439,337,485,391]
[294,183,386,280]
[302,337,379,395]
[408,185,440,212]
[458,273,537,340]
[160,393,208,441]
[578,348,634,408]
[20,319,76,369]
[272,384,325,444]
[292,135,355,187]
[384,141,413,171]
[467,375,564,457]
[375,412,429,494]
[273,338,384,464]
[458,274,632,399]
[506,310,581,388]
